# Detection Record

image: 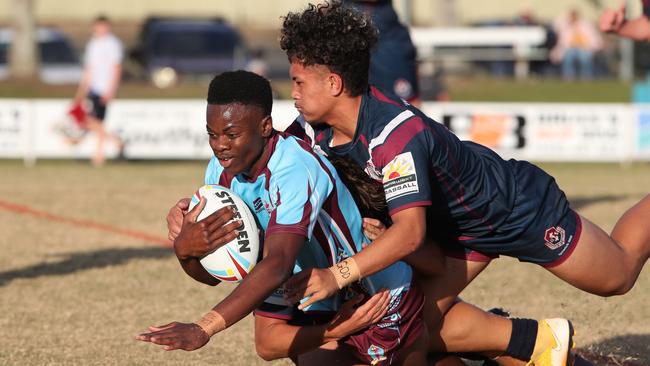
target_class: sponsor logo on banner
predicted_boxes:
[0,102,27,155]
[638,111,650,155]
[443,113,526,150]
[382,152,419,201]
[530,107,628,160]
[544,226,566,250]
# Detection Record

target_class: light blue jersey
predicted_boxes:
[203,132,412,319]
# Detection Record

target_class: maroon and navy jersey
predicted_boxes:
[290,87,578,265]
[297,87,520,243]
[644,0,650,17]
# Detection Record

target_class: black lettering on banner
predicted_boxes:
[443,114,526,149]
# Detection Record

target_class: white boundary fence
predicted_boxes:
[1,99,649,163]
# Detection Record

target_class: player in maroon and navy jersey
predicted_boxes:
[280,2,650,366]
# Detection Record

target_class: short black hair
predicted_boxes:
[280,1,378,96]
[95,15,110,23]
[207,70,272,116]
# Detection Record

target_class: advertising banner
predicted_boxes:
[0,99,645,162]
[0,100,30,157]
[422,103,529,160]
[636,106,650,158]
[422,102,634,161]
[527,104,633,161]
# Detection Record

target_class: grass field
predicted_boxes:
[0,160,648,365]
[0,77,633,102]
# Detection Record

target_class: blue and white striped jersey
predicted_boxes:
[204,131,412,319]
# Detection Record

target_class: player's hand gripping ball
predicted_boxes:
[189,185,260,282]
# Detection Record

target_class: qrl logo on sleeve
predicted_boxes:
[382,152,419,201]
[544,226,566,250]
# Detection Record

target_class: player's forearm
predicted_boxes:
[256,322,337,360]
[617,17,650,41]
[214,255,293,329]
[403,237,445,277]
[354,220,424,278]
[177,256,220,286]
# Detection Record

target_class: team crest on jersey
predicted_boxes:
[368,344,387,365]
[364,159,383,181]
[382,152,419,201]
[544,226,566,250]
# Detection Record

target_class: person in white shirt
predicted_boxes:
[74,15,124,166]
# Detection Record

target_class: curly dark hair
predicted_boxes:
[207,70,272,116]
[280,1,378,96]
[328,155,390,225]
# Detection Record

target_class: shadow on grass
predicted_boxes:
[0,246,172,286]
[577,334,650,366]
[569,194,630,211]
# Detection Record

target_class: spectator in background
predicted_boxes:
[513,7,559,77]
[551,9,603,80]
[344,0,424,105]
[513,6,539,26]
[245,48,269,78]
[74,15,124,166]
[600,2,650,41]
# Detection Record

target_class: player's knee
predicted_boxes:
[606,279,635,296]
[435,314,476,347]
[592,275,635,297]
[255,342,280,361]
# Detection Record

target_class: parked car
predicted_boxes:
[129,17,247,88]
[0,27,82,84]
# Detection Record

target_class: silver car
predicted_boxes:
[0,27,82,84]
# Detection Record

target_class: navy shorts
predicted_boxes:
[87,92,108,121]
[441,160,582,267]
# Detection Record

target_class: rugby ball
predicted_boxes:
[189,185,260,282]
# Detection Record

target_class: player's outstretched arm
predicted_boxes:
[285,206,426,309]
[137,232,304,351]
[617,16,650,41]
[600,5,627,33]
[600,5,650,41]
[255,289,390,361]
